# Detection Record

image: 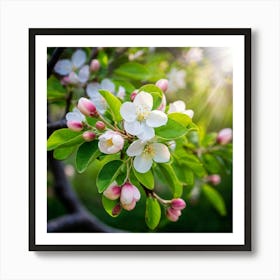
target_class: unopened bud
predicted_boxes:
[170,198,186,210]
[156,79,169,92]
[90,59,100,72]
[120,183,140,211]
[82,131,96,142]
[61,76,71,86]
[77,97,97,117]
[166,207,181,222]
[130,90,138,101]
[103,183,122,200]
[217,128,232,145]
[112,204,122,216]
[207,174,221,186]
[95,121,106,131]
[67,120,83,132]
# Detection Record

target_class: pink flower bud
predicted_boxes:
[90,59,100,72]
[67,120,83,132]
[82,131,96,142]
[156,79,169,92]
[171,198,186,210]
[61,76,71,86]
[120,182,140,211]
[77,97,97,117]
[207,174,221,186]
[166,207,181,222]
[95,121,106,131]
[130,90,138,101]
[112,204,122,216]
[103,183,122,200]
[217,128,232,145]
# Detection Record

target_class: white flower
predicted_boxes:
[167,68,186,93]
[65,108,85,131]
[98,130,124,154]
[54,49,89,85]
[120,91,168,141]
[168,100,194,118]
[183,47,203,64]
[86,79,116,114]
[127,139,170,173]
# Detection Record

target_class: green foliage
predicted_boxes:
[145,196,161,230]
[99,90,122,122]
[53,146,75,160]
[102,196,121,217]
[168,112,192,127]
[137,84,163,109]
[75,141,101,173]
[155,118,188,139]
[47,129,84,151]
[157,163,183,197]
[202,184,227,216]
[133,168,154,190]
[47,75,67,99]
[96,160,124,193]
[114,62,150,81]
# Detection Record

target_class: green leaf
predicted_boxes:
[96,160,124,193]
[201,153,221,174]
[155,118,188,139]
[145,196,161,230]
[53,146,75,160]
[168,113,192,127]
[75,141,101,173]
[99,90,122,122]
[137,84,163,109]
[157,163,183,197]
[172,159,194,186]
[114,62,150,81]
[47,75,67,98]
[47,129,84,151]
[202,132,218,147]
[178,154,206,178]
[102,196,121,217]
[202,184,227,216]
[116,164,127,185]
[133,168,154,190]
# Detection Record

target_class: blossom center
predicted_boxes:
[106,139,113,146]
[143,144,155,158]
[136,105,150,122]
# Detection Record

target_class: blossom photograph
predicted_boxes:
[46,46,233,234]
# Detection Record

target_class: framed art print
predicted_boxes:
[29,28,251,251]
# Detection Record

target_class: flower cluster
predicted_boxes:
[103,182,141,212]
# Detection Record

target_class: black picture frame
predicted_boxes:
[29,28,251,251]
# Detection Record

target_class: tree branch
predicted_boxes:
[47,48,65,79]
[47,212,123,233]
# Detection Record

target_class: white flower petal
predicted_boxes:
[112,134,124,148]
[120,102,137,122]
[127,140,145,157]
[124,121,142,136]
[101,79,115,93]
[117,86,126,100]
[183,109,194,118]
[151,143,170,163]
[54,59,72,75]
[168,100,186,113]
[133,91,153,110]
[68,72,80,84]
[86,83,101,99]
[91,96,107,114]
[78,65,89,84]
[146,110,168,128]
[71,49,86,69]
[133,155,153,173]
[137,123,155,141]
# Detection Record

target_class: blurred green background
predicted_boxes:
[47,47,233,232]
